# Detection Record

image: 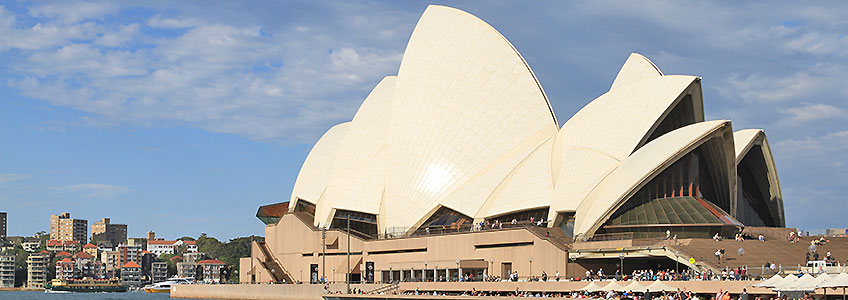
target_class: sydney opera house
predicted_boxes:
[240,5,783,285]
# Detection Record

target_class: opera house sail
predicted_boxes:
[242,5,785,284]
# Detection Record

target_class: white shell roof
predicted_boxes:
[289,122,350,208]
[382,5,558,230]
[314,77,396,227]
[574,120,733,237]
[286,5,782,237]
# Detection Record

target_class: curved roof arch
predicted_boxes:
[314,77,396,227]
[610,53,664,90]
[550,75,701,216]
[289,122,350,210]
[733,129,785,227]
[573,120,736,238]
[383,5,559,230]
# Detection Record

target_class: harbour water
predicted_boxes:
[0,291,207,300]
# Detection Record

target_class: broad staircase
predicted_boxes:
[255,241,296,283]
[666,234,848,275]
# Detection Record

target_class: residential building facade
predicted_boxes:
[176,262,197,279]
[0,254,14,288]
[146,240,198,255]
[91,218,127,247]
[0,212,6,239]
[50,213,87,243]
[101,250,120,277]
[120,262,142,287]
[118,244,142,266]
[26,252,50,288]
[197,259,226,283]
[151,262,168,283]
[21,237,40,252]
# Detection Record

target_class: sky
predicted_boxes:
[1,1,846,241]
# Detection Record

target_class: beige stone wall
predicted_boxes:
[256,214,567,284]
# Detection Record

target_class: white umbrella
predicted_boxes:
[602,281,626,292]
[753,274,783,287]
[580,281,606,292]
[646,280,677,292]
[778,273,816,291]
[818,273,848,300]
[770,274,799,291]
[623,281,648,293]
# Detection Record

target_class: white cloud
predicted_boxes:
[2,2,406,144]
[60,183,133,198]
[781,103,846,122]
[0,173,30,184]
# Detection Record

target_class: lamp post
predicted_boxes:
[619,253,625,279]
[456,259,460,282]
[529,256,533,280]
[332,267,336,283]
[322,228,326,283]
[424,261,428,282]
[346,215,351,294]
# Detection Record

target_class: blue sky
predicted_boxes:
[1,1,846,240]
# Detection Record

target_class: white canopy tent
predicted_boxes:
[623,281,648,293]
[819,273,848,300]
[776,273,816,291]
[602,281,626,292]
[646,280,677,292]
[753,274,783,288]
[581,281,607,292]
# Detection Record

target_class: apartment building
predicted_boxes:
[91,218,127,247]
[26,251,50,288]
[197,259,226,283]
[50,213,87,243]
[151,262,168,283]
[101,250,120,277]
[0,212,6,239]
[21,237,40,252]
[0,254,14,288]
[120,261,142,287]
[176,262,197,279]
[118,244,142,266]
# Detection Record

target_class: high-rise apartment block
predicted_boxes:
[0,254,14,288]
[0,212,6,239]
[50,213,87,243]
[91,218,127,247]
[26,252,50,288]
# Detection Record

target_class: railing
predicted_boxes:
[378,221,554,240]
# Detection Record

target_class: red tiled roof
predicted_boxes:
[169,256,182,261]
[83,243,97,248]
[39,250,49,254]
[63,240,80,246]
[75,252,93,259]
[121,261,141,268]
[56,251,72,257]
[197,259,225,265]
[147,240,176,245]
[142,250,153,254]
[59,258,73,263]
[183,241,196,245]
[47,240,62,246]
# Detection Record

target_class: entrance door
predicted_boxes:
[501,262,512,279]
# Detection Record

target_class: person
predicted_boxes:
[643,288,651,300]
[666,229,671,240]
[555,271,559,282]
[715,249,722,263]
[759,234,764,241]
[541,271,547,282]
